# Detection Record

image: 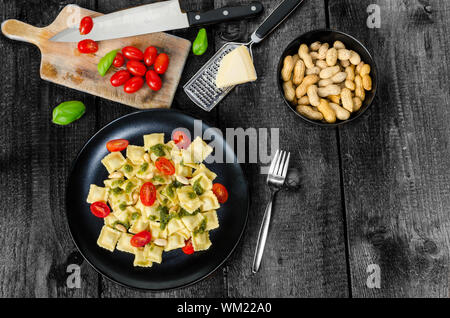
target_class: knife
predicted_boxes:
[50,0,263,42]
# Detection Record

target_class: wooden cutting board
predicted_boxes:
[1,4,191,109]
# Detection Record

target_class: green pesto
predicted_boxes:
[111,187,123,195]
[131,212,140,220]
[125,181,135,193]
[178,208,200,218]
[193,177,204,196]
[166,184,175,198]
[112,179,125,187]
[188,191,197,199]
[150,144,166,157]
[152,175,165,183]
[158,206,171,230]
[194,219,207,236]
[139,162,149,173]
[123,164,133,173]
[172,180,183,188]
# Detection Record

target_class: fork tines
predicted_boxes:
[268,149,291,180]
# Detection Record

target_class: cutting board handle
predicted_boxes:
[1,19,43,46]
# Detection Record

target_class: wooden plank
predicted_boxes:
[214,0,349,297]
[170,0,220,125]
[328,0,450,297]
[96,0,225,297]
[0,0,99,297]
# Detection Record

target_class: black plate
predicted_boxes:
[277,29,378,127]
[66,109,249,290]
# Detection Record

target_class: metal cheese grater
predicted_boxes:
[184,0,305,112]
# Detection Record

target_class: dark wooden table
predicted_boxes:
[1,0,449,298]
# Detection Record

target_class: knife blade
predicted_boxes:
[50,0,263,42]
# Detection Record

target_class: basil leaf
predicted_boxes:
[98,49,118,76]
[52,101,85,126]
[192,28,208,56]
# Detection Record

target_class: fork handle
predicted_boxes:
[252,191,276,273]
[250,0,304,43]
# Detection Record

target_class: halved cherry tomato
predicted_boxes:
[77,39,98,54]
[154,53,170,74]
[140,182,156,206]
[145,70,162,91]
[106,139,129,152]
[155,157,175,175]
[90,201,110,218]
[113,52,125,67]
[182,239,194,255]
[110,70,131,87]
[130,231,152,247]
[172,130,191,149]
[122,46,144,61]
[126,60,147,77]
[124,76,144,94]
[212,183,229,204]
[79,16,94,35]
[144,46,158,66]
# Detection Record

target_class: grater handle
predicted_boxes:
[187,2,263,27]
[250,0,304,43]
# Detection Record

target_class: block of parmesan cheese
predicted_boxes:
[216,45,257,88]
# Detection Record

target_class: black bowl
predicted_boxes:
[277,29,378,127]
[66,109,249,290]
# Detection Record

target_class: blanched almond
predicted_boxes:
[108,171,123,179]
[115,224,127,233]
[154,239,168,247]
[176,175,190,185]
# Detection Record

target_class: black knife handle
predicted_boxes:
[187,2,263,27]
[251,0,304,43]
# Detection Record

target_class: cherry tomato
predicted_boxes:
[77,39,98,54]
[144,46,158,66]
[122,46,144,61]
[145,70,162,91]
[124,76,144,94]
[110,70,131,87]
[154,53,170,74]
[212,183,229,204]
[126,60,147,77]
[79,16,94,35]
[155,157,175,175]
[182,239,194,255]
[113,52,125,67]
[172,130,191,150]
[90,201,110,218]
[106,139,129,152]
[130,231,152,247]
[140,182,156,206]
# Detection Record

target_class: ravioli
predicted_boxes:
[87,133,225,268]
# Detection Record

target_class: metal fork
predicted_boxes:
[252,149,291,274]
